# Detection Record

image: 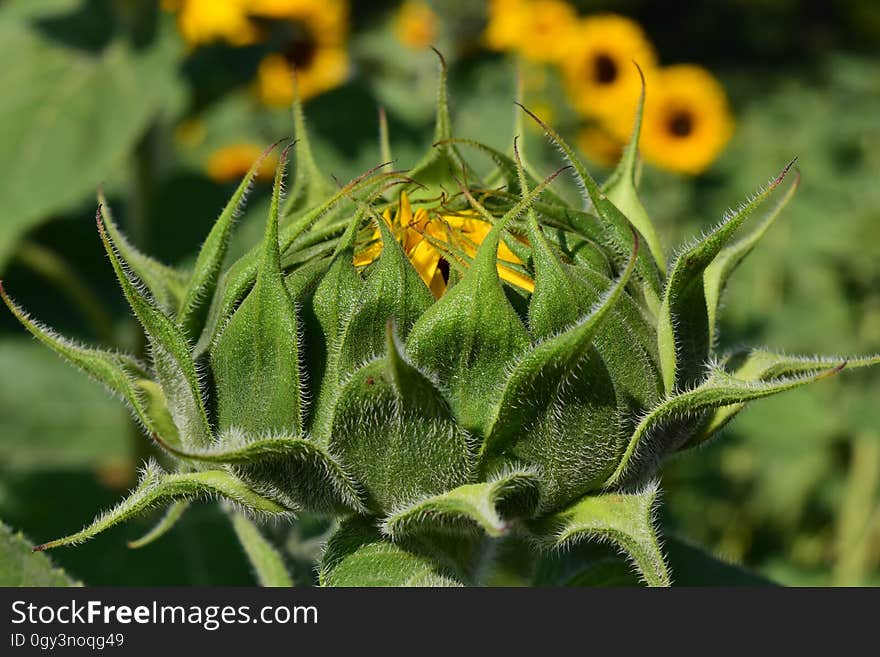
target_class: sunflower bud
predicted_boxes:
[5,58,877,587]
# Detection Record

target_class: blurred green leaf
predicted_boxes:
[0,338,130,470]
[0,520,80,586]
[0,5,181,269]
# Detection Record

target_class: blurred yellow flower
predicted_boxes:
[394,1,440,50]
[637,65,734,175]
[354,193,534,298]
[561,14,656,120]
[485,0,578,62]
[256,49,349,105]
[206,143,278,183]
[576,125,623,168]
[252,0,350,105]
[175,0,259,46]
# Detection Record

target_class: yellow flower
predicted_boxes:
[174,0,259,47]
[256,49,349,105]
[354,193,534,298]
[485,0,578,63]
[248,0,349,46]
[394,1,440,50]
[206,143,278,183]
[636,65,734,175]
[251,0,350,105]
[576,125,624,168]
[561,14,656,120]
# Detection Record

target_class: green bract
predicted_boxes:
[5,60,878,587]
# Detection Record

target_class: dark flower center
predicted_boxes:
[437,257,450,283]
[667,110,695,138]
[283,36,317,70]
[593,54,618,84]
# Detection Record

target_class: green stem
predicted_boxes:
[15,241,116,344]
[832,432,880,586]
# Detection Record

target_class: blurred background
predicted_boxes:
[0,0,878,585]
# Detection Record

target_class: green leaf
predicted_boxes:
[0,521,80,586]
[211,147,305,436]
[178,141,283,338]
[381,470,541,539]
[98,213,213,448]
[689,350,880,447]
[151,432,365,514]
[657,160,796,393]
[33,461,292,552]
[319,517,462,587]
[703,171,800,346]
[601,71,666,273]
[330,324,473,513]
[480,232,637,508]
[230,512,294,587]
[0,14,180,270]
[606,360,851,487]
[533,485,670,587]
[0,285,172,444]
[127,501,190,549]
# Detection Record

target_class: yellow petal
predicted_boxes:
[428,266,447,299]
[408,237,441,288]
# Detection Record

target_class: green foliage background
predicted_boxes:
[0,0,877,585]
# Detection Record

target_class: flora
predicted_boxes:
[3,59,876,587]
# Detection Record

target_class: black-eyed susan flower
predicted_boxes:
[561,13,656,120]
[394,1,440,50]
[354,192,534,298]
[251,0,350,105]
[206,143,278,183]
[485,0,578,62]
[635,65,734,175]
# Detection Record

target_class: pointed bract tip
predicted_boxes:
[32,543,47,552]
[773,157,798,187]
[429,46,447,70]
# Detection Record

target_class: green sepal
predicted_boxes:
[127,500,190,549]
[0,282,173,443]
[230,512,294,587]
[531,484,670,587]
[211,147,305,436]
[151,431,365,514]
[480,233,637,508]
[178,141,283,339]
[657,160,796,393]
[284,92,334,215]
[601,69,666,273]
[96,193,187,313]
[405,174,565,433]
[606,358,851,487]
[330,323,473,513]
[97,212,213,448]
[32,461,292,552]
[704,170,800,346]
[319,517,462,587]
[688,350,880,447]
[335,212,434,377]
[518,104,662,313]
[381,469,541,539]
